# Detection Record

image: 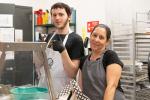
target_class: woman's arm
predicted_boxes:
[103,64,122,100]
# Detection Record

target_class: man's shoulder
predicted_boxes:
[69,32,82,40]
[45,33,53,42]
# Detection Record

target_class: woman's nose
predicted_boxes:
[95,36,99,41]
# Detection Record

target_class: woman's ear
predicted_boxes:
[106,39,111,47]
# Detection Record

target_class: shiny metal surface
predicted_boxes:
[0,84,13,100]
[0,42,56,100]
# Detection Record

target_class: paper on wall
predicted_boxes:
[0,28,14,59]
[15,29,23,42]
[0,14,13,27]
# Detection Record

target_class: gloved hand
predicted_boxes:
[52,40,65,53]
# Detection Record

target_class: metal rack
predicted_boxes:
[111,12,150,99]
[135,33,150,63]
[135,12,150,33]
[112,34,135,100]
[111,22,136,100]
[134,12,150,100]
[0,42,56,100]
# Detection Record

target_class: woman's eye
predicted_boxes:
[92,33,97,38]
[99,36,104,39]
[93,34,97,37]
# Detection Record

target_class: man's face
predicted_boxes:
[51,8,70,29]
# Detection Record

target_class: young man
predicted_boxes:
[38,2,84,95]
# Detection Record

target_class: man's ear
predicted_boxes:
[68,16,71,22]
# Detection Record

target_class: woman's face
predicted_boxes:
[90,27,109,52]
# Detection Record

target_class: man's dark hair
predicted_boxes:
[50,2,72,16]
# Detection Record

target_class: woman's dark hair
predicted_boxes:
[50,2,72,16]
[91,24,111,41]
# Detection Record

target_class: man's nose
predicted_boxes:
[55,15,60,19]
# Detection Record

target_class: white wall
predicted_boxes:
[106,0,150,29]
[0,0,106,36]
[0,0,14,3]
[31,0,107,37]
[49,0,107,36]
[1,0,150,36]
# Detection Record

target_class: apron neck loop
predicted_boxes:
[47,28,72,47]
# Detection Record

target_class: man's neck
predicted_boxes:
[56,25,70,35]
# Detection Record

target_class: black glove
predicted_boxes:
[52,40,65,53]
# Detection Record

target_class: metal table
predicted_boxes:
[0,42,56,100]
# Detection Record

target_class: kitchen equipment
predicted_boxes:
[0,84,13,100]
[10,87,48,100]
[0,42,56,100]
[148,52,150,82]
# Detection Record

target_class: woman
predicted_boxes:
[79,24,125,100]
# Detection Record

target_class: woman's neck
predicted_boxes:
[90,48,106,61]
[90,52,101,61]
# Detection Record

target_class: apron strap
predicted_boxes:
[47,28,72,47]
[47,33,56,47]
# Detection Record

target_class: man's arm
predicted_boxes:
[61,49,79,78]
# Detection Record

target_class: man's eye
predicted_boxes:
[52,14,56,17]
[59,13,64,16]
[92,34,97,38]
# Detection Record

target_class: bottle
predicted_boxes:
[37,9,43,25]
[42,12,46,25]
[45,10,49,24]
[47,10,51,24]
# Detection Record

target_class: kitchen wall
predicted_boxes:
[1,0,150,36]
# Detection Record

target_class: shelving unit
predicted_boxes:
[111,22,135,100]
[112,34,135,100]
[111,11,150,99]
[134,12,150,100]
[0,4,33,86]
[134,12,150,84]
[135,33,150,63]
[135,12,150,33]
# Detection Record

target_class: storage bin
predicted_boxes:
[10,87,49,100]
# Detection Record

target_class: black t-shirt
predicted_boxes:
[103,50,123,70]
[45,32,85,60]
[103,50,124,92]
[79,50,123,69]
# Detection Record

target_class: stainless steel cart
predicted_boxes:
[0,42,56,100]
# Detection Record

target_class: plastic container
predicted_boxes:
[10,87,49,100]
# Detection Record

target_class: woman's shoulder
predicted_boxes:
[103,49,124,68]
[104,50,117,57]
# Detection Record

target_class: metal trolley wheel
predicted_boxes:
[136,88,150,100]
[148,52,150,82]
